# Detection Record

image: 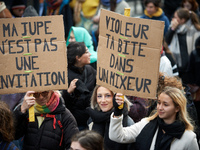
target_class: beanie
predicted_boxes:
[11,0,26,10]
[0,2,12,18]
[23,5,38,17]
[0,2,6,13]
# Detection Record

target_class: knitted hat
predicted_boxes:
[11,0,26,10]
[0,2,6,13]
[23,5,38,17]
[0,2,12,18]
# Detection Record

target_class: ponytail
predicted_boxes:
[190,11,200,30]
[176,8,200,31]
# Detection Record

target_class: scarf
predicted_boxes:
[101,0,122,7]
[144,8,163,18]
[34,92,60,114]
[170,19,197,67]
[135,117,185,150]
[87,105,129,150]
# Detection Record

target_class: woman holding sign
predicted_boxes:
[14,90,79,150]
[62,42,96,131]
[109,87,199,150]
[86,85,134,150]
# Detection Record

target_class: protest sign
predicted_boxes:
[97,9,164,99]
[0,15,68,94]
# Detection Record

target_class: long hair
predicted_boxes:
[181,0,199,12]
[147,87,194,131]
[176,8,200,30]
[71,130,104,150]
[67,42,86,66]
[0,101,15,142]
[90,85,131,111]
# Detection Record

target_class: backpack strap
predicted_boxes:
[41,114,63,146]
[55,114,64,146]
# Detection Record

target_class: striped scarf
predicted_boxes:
[34,92,60,114]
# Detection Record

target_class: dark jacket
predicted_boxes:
[62,65,96,127]
[141,8,170,35]
[14,98,79,150]
[187,50,200,86]
[87,104,134,150]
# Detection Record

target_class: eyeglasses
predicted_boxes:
[34,91,49,98]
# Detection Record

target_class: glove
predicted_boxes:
[113,93,124,116]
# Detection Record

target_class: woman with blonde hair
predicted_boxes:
[87,85,134,150]
[109,87,199,150]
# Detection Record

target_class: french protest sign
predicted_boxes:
[97,9,164,99]
[0,15,68,94]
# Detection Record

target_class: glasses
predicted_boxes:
[34,91,49,98]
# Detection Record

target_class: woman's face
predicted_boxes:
[70,141,86,150]
[157,93,179,124]
[146,2,157,15]
[69,31,76,43]
[76,47,91,67]
[183,1,192,10]
[97,86,113,112]
[35,91,53,106]
[174,12,185,25]
[12,8,25,17]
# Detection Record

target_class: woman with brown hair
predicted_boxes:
[181,0,200,16]
[70,130,104,150]
[165,8,200,84]
[0,101,19,150]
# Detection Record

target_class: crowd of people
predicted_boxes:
[1,0,200,149]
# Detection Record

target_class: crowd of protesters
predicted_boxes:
[1,0,200,149]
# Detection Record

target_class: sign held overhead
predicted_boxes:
[0,15,68,94]
[97,9,164,99]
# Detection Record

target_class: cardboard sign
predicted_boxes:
[97,9,164,99]
[0,15,68,94]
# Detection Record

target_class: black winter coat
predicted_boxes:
[62,65,96,127]
[14,98,79,150]
[87,105,134,150]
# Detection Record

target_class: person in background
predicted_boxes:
[162,0,182,21]
[165,8,200,84]
[10,0,26,17]
[181,0,200,17]
[62,42,96,131]
[23,5,38,17]
[14,90,79,150]
[163,39,179,77]
[87,85,134,150]
[66,27,97,68]
[0,101,19,150]
[69,0,100,33]
[70,130,104,150]
[187,36,200,134]
[141,0,170,35]
[109,87,199,150]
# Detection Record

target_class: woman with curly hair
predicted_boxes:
[0,101,19,150]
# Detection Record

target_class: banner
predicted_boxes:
[0,15,68,94]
